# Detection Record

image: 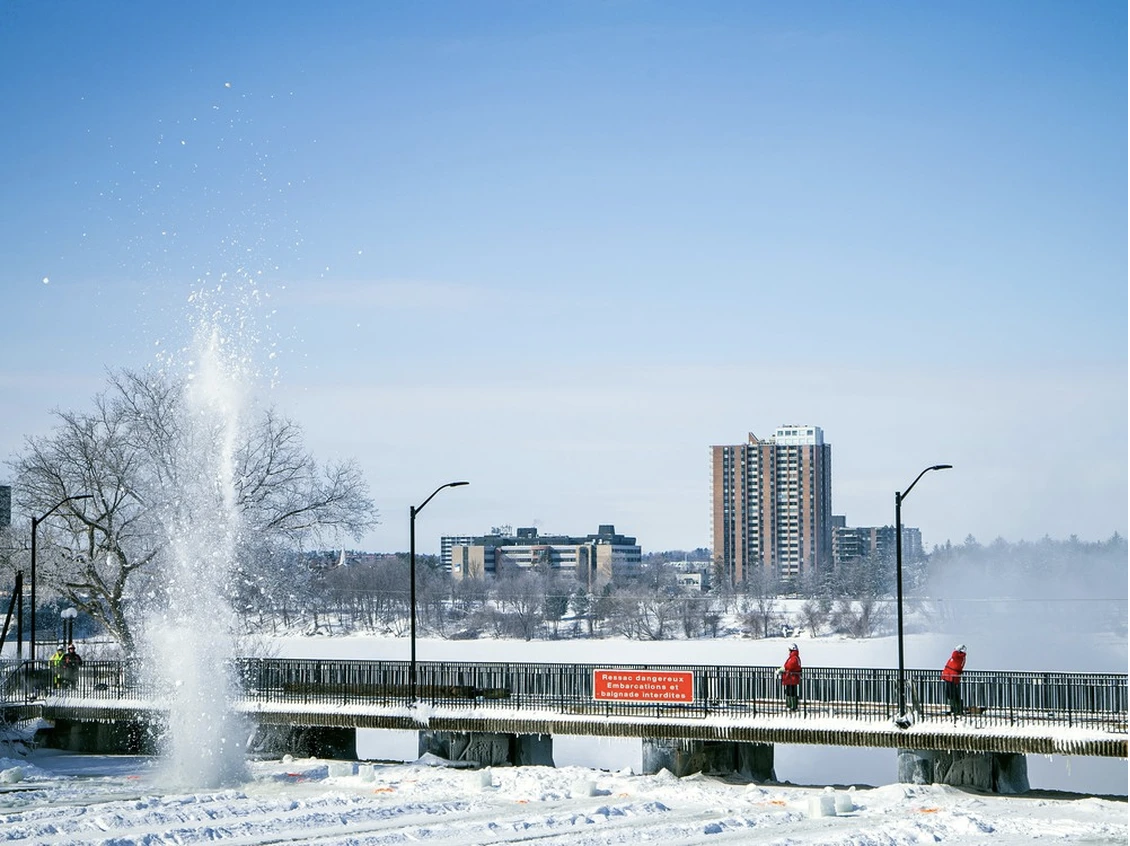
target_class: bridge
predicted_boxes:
[6,658,1126,793]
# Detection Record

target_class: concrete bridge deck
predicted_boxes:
[6,657,1124,760]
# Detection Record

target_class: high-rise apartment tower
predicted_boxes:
[711,425,832,586]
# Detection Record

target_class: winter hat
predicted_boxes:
[789,643,799,652]
[955,644,966,653]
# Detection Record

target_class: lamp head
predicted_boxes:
[930,464,953,471]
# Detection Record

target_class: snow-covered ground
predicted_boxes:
[0,630,1122,844]
[0,749,1124,845]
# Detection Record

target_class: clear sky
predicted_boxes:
[2,1,1125,554]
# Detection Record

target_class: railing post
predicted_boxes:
[1066,675,1074,729]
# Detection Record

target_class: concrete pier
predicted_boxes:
[898,748,1030,794]
[38,718,156,755]
[419,731,554,767]
[248,724,357,760]
[642,738,776,781]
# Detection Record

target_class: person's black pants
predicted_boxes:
[783,684,799,710]
[943,680,962,713]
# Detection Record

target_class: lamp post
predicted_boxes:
[61,606,78,646]
[895,464,951,723]
[409,481,468,701]
[30,494,92,664]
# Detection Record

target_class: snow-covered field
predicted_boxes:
[0,749,1124,845]
[0,630,1122,844]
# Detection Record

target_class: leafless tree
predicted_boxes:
[677,594,707,638]
[799,597,832,637]
[831,597,888,638]
[415,556,453,637]
[570,588,596,636]
[7,369,377,653]
[494,571,545,641]
[541,576,573,638]
[739,566,782,638]
[633,595,677,640]
[601,590,678,641]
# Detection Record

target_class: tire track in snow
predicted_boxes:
[0,790,652,845]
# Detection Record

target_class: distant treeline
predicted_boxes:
[232,534,1126,643]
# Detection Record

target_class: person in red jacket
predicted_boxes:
[776,643,802,711]
[941,644,967,716]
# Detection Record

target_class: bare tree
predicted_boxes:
[494,571,545,641]
[8,369,377,653]
[603,592,640,639]
[633,595,679,640]
[799,597,832,637]
[542,576,573,638]
[415,555,453,637]
[831,597,888,638]
[739,566,782,638]
[570,587,596,636]
[831,551,890,600]
[677,594,706,638]
[603,590,679,641]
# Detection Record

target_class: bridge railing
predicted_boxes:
[234,659,1126,732]
[14,657,1127,734]
[0,659,148,702]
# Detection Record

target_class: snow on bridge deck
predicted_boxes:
[27,696,1128,758]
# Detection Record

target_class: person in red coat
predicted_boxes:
[776,643,802,711]
[941,644,967,716]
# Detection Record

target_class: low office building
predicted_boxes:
[665,560,711,592]
[439,535,473,573]
[831,516,923,567]
[450,524,641,590]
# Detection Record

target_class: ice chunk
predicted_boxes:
[572,779,595,797]
[807,792,837,817]
[0,767,24,784]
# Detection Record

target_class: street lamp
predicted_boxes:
[409,481,468,701]
[61,607,78,646]
[895,464,951,724]
[30,494,92,664]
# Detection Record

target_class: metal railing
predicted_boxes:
[13,658,1124,734]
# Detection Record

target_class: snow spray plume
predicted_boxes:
[923,536,1127,672]
[143,304,255,788]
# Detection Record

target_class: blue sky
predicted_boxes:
[2,1,1125,554]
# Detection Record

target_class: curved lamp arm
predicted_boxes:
[899,464,953,503]
[414,481,470,516]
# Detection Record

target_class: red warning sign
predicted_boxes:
[592,669,695,703]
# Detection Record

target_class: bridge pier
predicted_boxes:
[898,749,1030,794]
[248,724,357,760]
[642,738,776,781]
[418,731,554,767]
[38,718,156,755]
